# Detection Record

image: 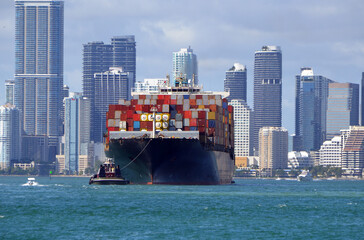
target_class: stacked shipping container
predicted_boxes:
[106,94,234,149]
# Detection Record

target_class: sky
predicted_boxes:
[1,0,364,134]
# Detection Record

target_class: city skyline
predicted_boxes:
[1,1,364,134]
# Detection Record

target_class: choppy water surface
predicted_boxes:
[0,177,363,239]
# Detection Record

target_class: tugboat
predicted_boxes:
[89,158,130,185]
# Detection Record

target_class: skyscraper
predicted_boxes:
[14,0,64,136]
[294,68,333,152]
[326,83,359,139]
[112,36,136,85]
[93,67,133,142]
[229,99,252,158]
[224,63,247,102]
[341,126,364,176]
[5,80,15,105]
[259,127,288,173]
[0,104,21,170]
[172,47,198,85]
[83,41,113,142]
[64,95,91,174]
[253,46,282,152]
[82,37,136,143]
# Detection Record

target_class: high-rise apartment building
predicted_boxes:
[112,36,136,84]
[259,127,288,172]
[172,47,198,85]
[294,68,333,152]
[229,99,252,158]
[5,80,15,105]
[326,83,359,139]
[93,67,133,142]
[14,0,64,136]
[224,63,247,102]
[253,46,282,152]
[0,104,21,170]
[64,95,91,174]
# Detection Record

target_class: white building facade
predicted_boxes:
[319,136,342,167]
[0,104,21,169]
[229,99,252,157]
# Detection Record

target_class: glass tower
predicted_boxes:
[93,67,133,143]
[294,68,333,152]
[14,0,64,136]
[112,36,136,85]
[64,95,91,173]
[326,83,359,139]
[172,47,198,85]
[5,80,15,105]
[253,46,282,152]
[224,63,247,102]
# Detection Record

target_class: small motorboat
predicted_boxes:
[23,178,38,186]
[89,158,130,185]
[297,170,313,181]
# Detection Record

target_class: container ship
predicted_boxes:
[104,77,235,185]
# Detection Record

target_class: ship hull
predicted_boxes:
[106,138,234,185]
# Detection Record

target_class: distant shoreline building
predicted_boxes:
[0,104,21,170]
[319,136,343,167]
[259,127,288,174]
[253,46,282,152]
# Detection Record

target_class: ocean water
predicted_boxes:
[0,177,363,240]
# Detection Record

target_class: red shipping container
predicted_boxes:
[135,105,142,111]
[176,105,183,112]
[164,95,171,100]
[147,122,153,128]
[109,105,117,112]
[133,114,140,121]
[142,105,150,112]
[108,111,115,119]
[158,95,165,100]
[127,119,133,126]
[196,95,202,99]
[198,119,206,127]
[157,99,164,105]
[120,114,127,121]
[209,104,217,112]
[228,105,233,113]
[140,122,148,129]
[131,99,138,105]
[139,95,146,100]
[190,118,197,126]
[198,111,206,119]
[128,127,134,131]
[184,111,192,118]
[127,110,133,118]
[190,105,197,109]
[190,99,196,105]
[184,126,190,131]
[156,104,162,112]
[223,98,228,103]
[164,99,171,104]
[171,99,177,105]
[198,126,205,133]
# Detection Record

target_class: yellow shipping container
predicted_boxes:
[208,112,216,120]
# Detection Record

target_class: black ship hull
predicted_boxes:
[105,138,234,185]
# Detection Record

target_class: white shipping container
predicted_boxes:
[144,99,150,104]
[184,118,190,126]
[183,99,189,105]
[203,99,208,105]
[138,99,144,105]
[183,104,190,111]
[118,99,125,104]
[196,99,203,105]
[209,99,216,105]
[119,121,127,129]
[151,99,157,105]
[175,121,183,129]
[114,119,120,127]
[162,105,169,113]
[177,99,183,105]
